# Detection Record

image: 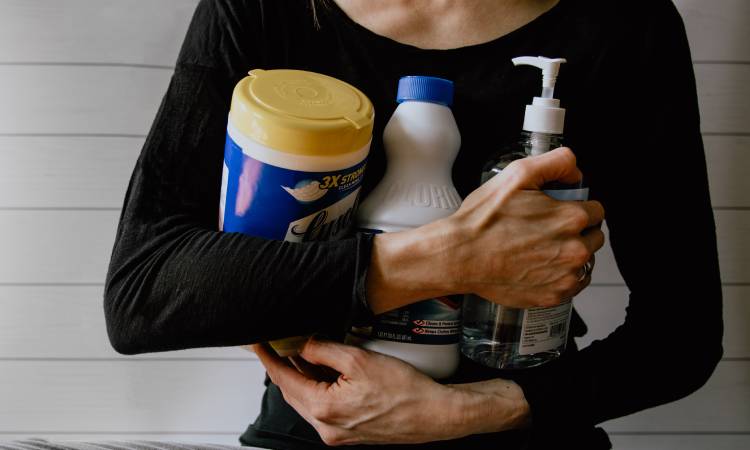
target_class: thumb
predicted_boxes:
[503,147,582,190]
[300,337,367,376]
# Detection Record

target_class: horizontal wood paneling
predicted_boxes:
[2,135,745,210]
[0,210,118,284]
[0,286,252,360]
[4,434,749,450]
[0,64,745,138]
[590,231,621,285]
[715,210,750,284]
[676,0,750,62]
[0,436,248,447]
[0,67,171,136]
[0,1,747,445]
[2,434,748,450]
[0,360,265,433]
[603,361,749,432]
[574,285,750,359]
[1,284,743,360]
[574,286,628,346]
[0,0,198,66]
[0,360,743,433]
[0,137,141,209]
[705,135,750,208]
[0,1,746,65]
[695,64,750,134]
[0,209,746,285]
[609,434,750,450]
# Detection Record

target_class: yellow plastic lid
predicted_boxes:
[230,69,375,156]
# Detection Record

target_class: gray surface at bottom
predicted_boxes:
[0,440,260,450]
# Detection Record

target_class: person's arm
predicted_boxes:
[511,0,723,439]
[253,339,531,446]
[368,146,606,313]
[104,0,375,353]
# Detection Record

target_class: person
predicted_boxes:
[103,0,723,449]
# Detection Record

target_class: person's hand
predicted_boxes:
[366,147,605,313]
[446,147,604,306]
[253,339,530,446]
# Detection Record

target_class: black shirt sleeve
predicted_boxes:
[514,0,723,434]
[103,0,374,355]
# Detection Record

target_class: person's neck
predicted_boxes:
[332,0,560,49]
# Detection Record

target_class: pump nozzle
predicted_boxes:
[512,56,566,98]
[512,56,567,135]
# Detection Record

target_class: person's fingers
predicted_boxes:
[579,200,605,228]
[254,342,326,405]
[501,147,583,190]
[289,355,340,383]
[253,343,296,376]
[300,338,368,377]
[254,349,323,426]
[581,228,606,254]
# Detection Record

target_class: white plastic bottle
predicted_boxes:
[347,76,462,379]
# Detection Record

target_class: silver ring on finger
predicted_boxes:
[577,260,594,282]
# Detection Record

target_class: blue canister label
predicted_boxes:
[220,134,367,242]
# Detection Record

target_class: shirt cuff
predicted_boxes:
[349,231,376,327]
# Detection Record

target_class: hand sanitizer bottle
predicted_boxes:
[347,76,462,379]
[461,57,589,370]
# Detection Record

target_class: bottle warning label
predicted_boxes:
[352,296,462,345]
[518,301,572,355]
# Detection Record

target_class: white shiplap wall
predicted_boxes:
[0,0,747,448]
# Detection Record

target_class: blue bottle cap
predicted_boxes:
[396,76,454,107]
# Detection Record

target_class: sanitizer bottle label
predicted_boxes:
[518,301,573,355]
[220,134,367,242]
[517,184,589,355]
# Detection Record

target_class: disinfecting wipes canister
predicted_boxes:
[219,69,374,356]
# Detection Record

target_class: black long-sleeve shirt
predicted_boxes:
[104,1,723,449]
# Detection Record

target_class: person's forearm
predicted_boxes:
[447,379,531,437]
[365,219,460,314]
[364,147,605,316]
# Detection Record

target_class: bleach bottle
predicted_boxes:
[347,76,462,379]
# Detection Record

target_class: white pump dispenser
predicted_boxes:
[461,56,585,371]
[512,56,567,137]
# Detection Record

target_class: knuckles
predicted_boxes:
[531,272,585,308]
[560,205,591,234]
[503,159,531,185]
[339,346,369,373]
[564,239,591,267]
[310,400,335,421]
[317,426,347,446]
[556,147,577,166]
[558,273,583,296]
